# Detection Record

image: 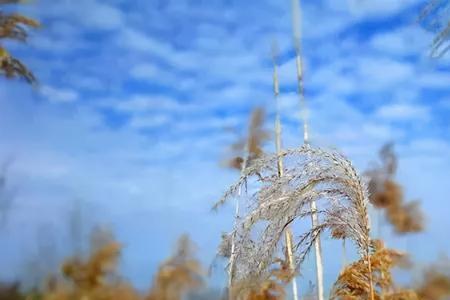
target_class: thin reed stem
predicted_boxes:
[273,43,299,300]
[367,254,375,300]
[291,1,324,299]
[229,156,248,297]
[228,187,240,294]
[285,227,299,300]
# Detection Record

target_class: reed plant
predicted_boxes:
[0,0,38,84]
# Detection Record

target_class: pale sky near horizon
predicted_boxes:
[0,0,450,294]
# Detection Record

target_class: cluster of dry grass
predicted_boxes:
[0,0,38,84]
[331,240,417,300]
[366,144,424,234]
[31,233,201,300]
[147,235,203,300]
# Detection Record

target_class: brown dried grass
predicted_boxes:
[0,2,39,84]
[331,240,418,300]
[367,144,424,234]
[146,235,203,300]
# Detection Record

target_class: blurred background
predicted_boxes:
[0,0,449,298]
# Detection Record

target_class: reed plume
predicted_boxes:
[43,229,140,300]
[366,144,424,234]
[215,145,374,299]
[147,235,203,300]
[230,254,289,300]
[0,2,39,84]
[331,240,418,300]
[225,107,269,171]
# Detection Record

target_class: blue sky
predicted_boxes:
[1,0,450,293]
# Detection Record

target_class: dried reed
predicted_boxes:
[366,144,424,234]
[215,145,375,299]
[147,235,203,300]
[0,2,39,84]
[331,240,418,300]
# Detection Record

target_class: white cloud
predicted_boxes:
[120,28,173,55]
[356,57,414,90]
[129,114,171,129]
[76,1,124,30]
[344,0,421,17]
[110,95,183,113]
[40,86,79,103]
[418,71,450,89]
[375,103,430,121]
[129,63,175,84]
[130,64,159,80]
[370,26,431,56]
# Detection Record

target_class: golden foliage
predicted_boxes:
[367,144,424,234]
[0,47,36,83]
[146,235,203,300]
[375,180,423,234]
[0,3,39,83]
[226,107,270,170]
[331,240,418,300]
[43,233,140,300]
[0,13,39,40]
[60,242,121,291]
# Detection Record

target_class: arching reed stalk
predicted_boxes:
[291,1,323,299]
[272,43,299,300]
[221,107,269,296]
[214,145,375,300]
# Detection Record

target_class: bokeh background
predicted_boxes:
[0,0,449,295]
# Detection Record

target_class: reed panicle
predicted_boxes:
[216,145,373,297]
[331,240,418,300]
[225,108,270,171]
[147,235,203,300]
[366,144,424,234]
[42,230,141,300]
[0,2,39,84]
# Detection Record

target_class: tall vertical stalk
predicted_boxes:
[228,157,247,297]
[291,1,324,299]
[228,188,239,292]
[272,44,299,300]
